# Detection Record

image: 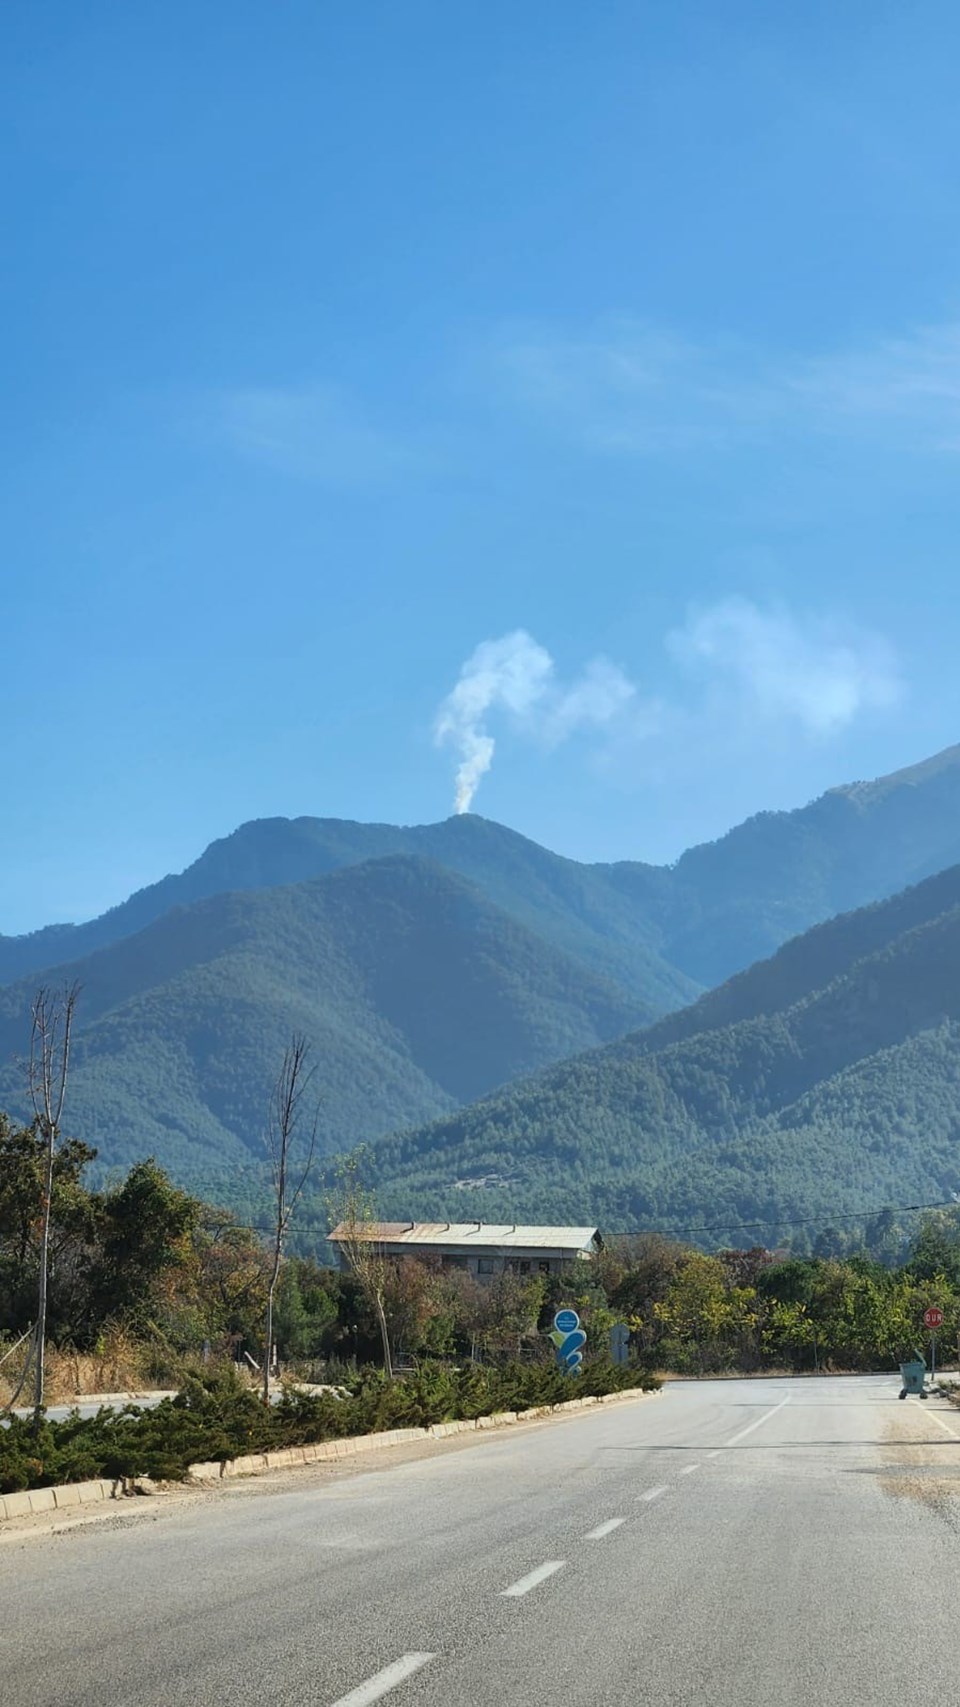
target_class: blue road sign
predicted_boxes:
[550,1310,585,1373]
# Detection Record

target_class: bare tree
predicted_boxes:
[262,1034,318,1404]
[327,1151,393,1378]
[28,982,80,1427]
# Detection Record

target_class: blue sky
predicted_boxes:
[3,2,960,932]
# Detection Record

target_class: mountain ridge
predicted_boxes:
[5,741,960,1001]
[0,854,650,1177]
[367,861,960,1240]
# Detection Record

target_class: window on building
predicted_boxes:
[538,1260,551,1274]
[518,1260,530,1275]
[442,1254,467,1270]
[477,1257,495,1275]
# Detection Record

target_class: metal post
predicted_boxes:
[931,1334,937,1386]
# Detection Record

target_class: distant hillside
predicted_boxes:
[368,863,960,1241]
[4,744,960,1006]
[0,857,648,1179]
[0,814,696,1016]
[608,743,960,985]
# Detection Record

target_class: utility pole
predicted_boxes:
[262,1034,318,1405]
[28,983,79,1429]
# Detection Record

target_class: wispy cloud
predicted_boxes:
[215,383,423,485]
[494,323,770,454]
[434,631,639,813]
[668,598,903,735]
[492,318,960,458]
[789,323,960,443]
[435,602,903,808]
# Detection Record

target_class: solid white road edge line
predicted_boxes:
[639,1485,669,1503]
[501,1561,566,1597]
[329,1653,436,1707]
[911,1399,960,1437]
[725,1396,791,1447]
[585,1518,626,1539]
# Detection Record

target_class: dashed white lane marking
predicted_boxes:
[726,1396,791,1447]
[502,1561,566,1597]
[329,1653,436,1707]
[639,1485,669,1503]
[679,1462,700,1475]
[911,1399,960,1437]
[705,1449,722,1459]
[585,1517,626,1539]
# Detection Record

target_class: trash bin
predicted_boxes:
[898,1359,927,1399]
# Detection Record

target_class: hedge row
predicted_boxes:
[0,1359,659,1493]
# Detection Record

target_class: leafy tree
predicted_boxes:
[86,1160,200,1332]
[272,1260,340,1362]
[904,1210,960,1286]
[0,1116,97,1339]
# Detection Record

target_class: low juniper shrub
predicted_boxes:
[0,1359,658,1494]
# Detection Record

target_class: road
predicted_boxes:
[3,1374,959,1706]
[6,1383,331,1424]
[6,1392,173,1424]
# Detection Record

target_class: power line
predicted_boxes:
[658,1197,960,1242]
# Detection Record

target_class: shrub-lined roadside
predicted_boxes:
[0,1361,658,1494]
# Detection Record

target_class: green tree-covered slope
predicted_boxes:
[0,857,649,1180]
[609,743,960,985]
[5,743,960,1006]
[0,814,696,1013]
[368,864,960,1241]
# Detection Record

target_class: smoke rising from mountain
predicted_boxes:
[434,630,635,813]
[434,601,902,817]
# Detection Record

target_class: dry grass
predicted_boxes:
[0,1326,164,1406]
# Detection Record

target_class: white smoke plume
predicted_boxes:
[434,630,636,813]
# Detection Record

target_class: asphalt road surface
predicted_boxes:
[4,1374,960,1707]
[7,1393,173,1425]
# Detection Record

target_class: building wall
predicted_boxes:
[378,1246,585,1279]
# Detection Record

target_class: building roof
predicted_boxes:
[328,1221,600,1252]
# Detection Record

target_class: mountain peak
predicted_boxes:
[829,741,960,806]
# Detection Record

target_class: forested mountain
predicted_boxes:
[0,813,695,1013]
[1,743,959,1220]
[369,863,960,1243]
[0,857,648,1179]
[606,743,960,985]
[4,743,960,1004]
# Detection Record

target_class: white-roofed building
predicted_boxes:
[328,1221,602,1280]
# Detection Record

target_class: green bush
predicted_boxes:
[0,1360,658,1494]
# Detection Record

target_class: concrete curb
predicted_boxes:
[0,1384,658,1521]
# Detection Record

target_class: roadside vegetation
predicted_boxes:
[0,1360,652,1494]
[4,1109,960,1494]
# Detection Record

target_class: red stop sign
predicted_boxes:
[924,1306,944,1329]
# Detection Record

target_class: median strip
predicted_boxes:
[0,1385,659,1526]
